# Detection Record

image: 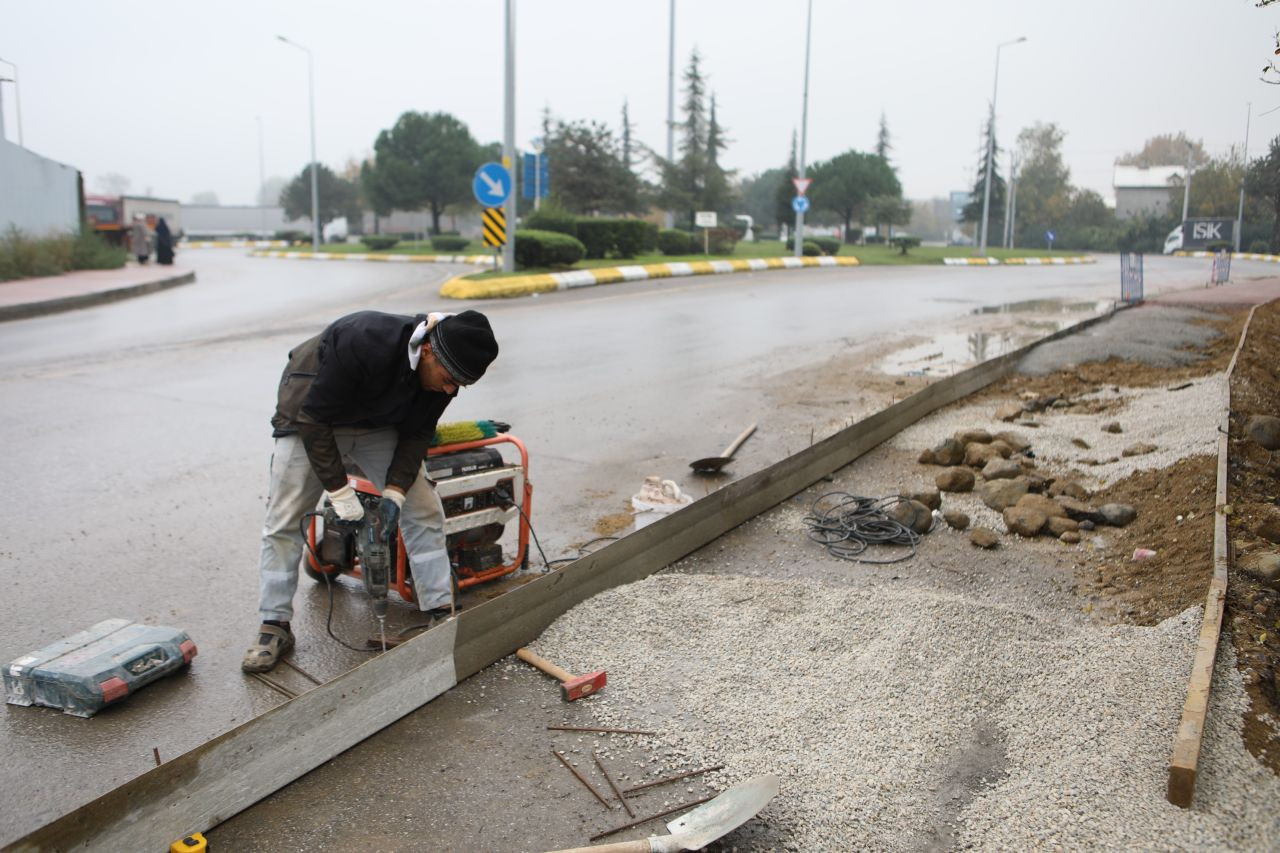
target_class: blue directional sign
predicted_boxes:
[792,195,811,214]
[522,152,549,199]
[473,162,512,207]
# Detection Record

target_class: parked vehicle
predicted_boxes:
[1162,218,1236,255]
[85,195,182,246]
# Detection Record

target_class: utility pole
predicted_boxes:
[0,56,21,146]
[792,0,813,259]
[502,0,517,273]
[664,0,676,230]
[276,36,320,249]
[1180,147,1193,225]
[1235,102,1252,252]
[1002,150,1015,249]
[979,37,1026,256]
[256,116,267,237]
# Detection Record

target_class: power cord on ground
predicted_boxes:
[803,492,927,564]
[298,511,378,654]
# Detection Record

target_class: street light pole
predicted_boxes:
[664,0,676,230]
[277,36,320,249]
[0,56,23,147]
[1235,102,1251,252]
[792,0,813,259]
[256,115,268,238]
[979,36,1025,256]
[502,0,517,274]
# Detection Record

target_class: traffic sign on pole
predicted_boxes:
[791,196,810,214]
[792,177,812,196]
[473,162,512,207]
[482,207,507,247]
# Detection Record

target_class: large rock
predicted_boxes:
[954,429,992,446]
[1004,506,1048,537]
[987,440,1014,459]
[1060,531,1082,544]
[1101,421,1123,434]
[943,511,970,530]
[970,527,999,548]
[1056,496,1106,525]
[979,478,1029,511]
[918,448,936,465]
[1015,493,1068,519]
[993,430,1031,453]
[904,489,941,511]
[889,500,934,535]
[1245,415,1280,452]
[932,437,966,466]
[1099,503,1138,527]
[1046,516,1081,537]
[965,443,1002,468]
[995,403,1023,422]
[1239,551,1280,587]
[1251,505,1280,544]
[1122,442,1158,457]
[936,467,976,493]
[1048,480,1089,501]
[982,458,1023,480]
[1022,471,1052,493]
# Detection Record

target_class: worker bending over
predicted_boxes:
[243,309,498,672]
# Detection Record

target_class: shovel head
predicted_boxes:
[660,774,779,850]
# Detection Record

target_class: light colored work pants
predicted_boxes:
[256,429,451,621]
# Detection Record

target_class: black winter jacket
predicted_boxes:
[270,311,453,493]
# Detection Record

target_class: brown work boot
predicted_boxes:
[241,623,294,672]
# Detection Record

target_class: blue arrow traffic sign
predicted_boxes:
[473,162,512,207]
[792,195,810,213]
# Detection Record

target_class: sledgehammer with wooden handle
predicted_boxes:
[516,648,606,701]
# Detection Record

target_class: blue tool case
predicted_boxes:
[3,618,196,717]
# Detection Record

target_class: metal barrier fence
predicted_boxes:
[1210,251,1231,286]
[1121,252,1144,302]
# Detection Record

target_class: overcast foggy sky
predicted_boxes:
[1,0,1275,207]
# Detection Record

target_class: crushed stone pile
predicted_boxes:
[532,573,1279,851]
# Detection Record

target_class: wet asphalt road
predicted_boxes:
[0,249,1259,842]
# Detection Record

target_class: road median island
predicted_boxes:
[943,255,1096,266]
[182,240,290,249]
[439,255,862,300]
[0,268,196,322]
[251,249,494,265]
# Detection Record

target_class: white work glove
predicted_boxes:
[326,484,364,521]
[383,488,406,508]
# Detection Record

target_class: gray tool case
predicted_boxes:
[3,618,197,717]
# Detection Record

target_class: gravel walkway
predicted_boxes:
[531,573,1279,851]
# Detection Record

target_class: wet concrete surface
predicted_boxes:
[0,250,1269,844]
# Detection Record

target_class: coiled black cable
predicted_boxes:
[299,511,377,653]
[803,492,928,564]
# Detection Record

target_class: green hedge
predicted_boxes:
[573,218,657,260]
[658,228,693,255]
[802,240,821,257]
[890,236,921,255]
[361,235,400,251]
[787,235,838,255]
[274,229,309,244]
[514,229,586,268]
[705,227,739,256]
[430,235,470,252]
[523,206,578,237]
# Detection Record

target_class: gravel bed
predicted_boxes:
[1017,305,1221,375]
[888,374,1226,489]
[530,573,1279,850]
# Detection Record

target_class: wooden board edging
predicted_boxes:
[1166,302,1262,807]
[7,308,1122,851]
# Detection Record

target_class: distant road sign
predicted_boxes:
[473,163,512,207]
[792,177,812,196]
[482,207,507,247]
[791,196,810,214]
[695,211,717,227]
[522,152,549,199]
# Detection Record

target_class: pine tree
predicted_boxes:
[702,93,735,214]
[875,112,892,161]
[961,112,1005,239]
[621,100,633,173]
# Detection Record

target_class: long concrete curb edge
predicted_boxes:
[0,271,197,323]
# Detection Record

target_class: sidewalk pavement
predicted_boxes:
[1151,276,1280,306]
[0,264,195,322]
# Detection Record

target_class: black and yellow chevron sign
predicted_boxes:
[482,207,507,247]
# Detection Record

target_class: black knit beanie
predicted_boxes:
[428,310,498,385]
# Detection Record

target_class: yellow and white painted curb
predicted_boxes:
[1175,250,1280,263]
[182,240,290,249]
[440,255,861,299]
[942,255,1096,266]
[252,250,494,265]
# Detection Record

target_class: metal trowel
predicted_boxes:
[689,423,757,474]
[545,774,780,853]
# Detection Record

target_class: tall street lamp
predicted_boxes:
[979,36,1026,256]
[792,0,814,259]
[664,0,677,230]
[0,56,22,147]
[1235,102,1251,252]
[277,35,320,249]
